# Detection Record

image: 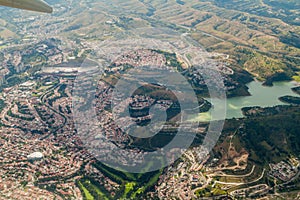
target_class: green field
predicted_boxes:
[78,181,94,200]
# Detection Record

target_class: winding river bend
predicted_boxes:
[191,81,300,121]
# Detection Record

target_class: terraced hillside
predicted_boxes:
[0,1,300,199]
[212,0,300,26]
[54,0,299,81]
[1,0,299,81]
[136,0,300,81]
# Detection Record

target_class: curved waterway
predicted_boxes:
[190,81,300,121]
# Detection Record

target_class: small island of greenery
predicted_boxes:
[292,86,300,95]
[279,95,300,105]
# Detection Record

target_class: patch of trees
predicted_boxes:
[7,109,35,121]
[176,0,185,5]
[263,72,292,86]
[279,95,300,105]
[0,99,5,113]
[292,87,300,95]
[241,107,300,164]
[280,32,300,49]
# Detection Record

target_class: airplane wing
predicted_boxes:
[0,0,52,13]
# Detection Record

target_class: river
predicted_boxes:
[190,81,300,121]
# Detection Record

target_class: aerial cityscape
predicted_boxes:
[0,0,300,199]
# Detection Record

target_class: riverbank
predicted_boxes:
[189,81,300,122]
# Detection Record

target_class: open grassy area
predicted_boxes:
[292,72,300,82]
[78,181,94,200]
[77,179,111,200]
[123,182,136,198]
[92,161,163,199]
[84,180,109,200]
